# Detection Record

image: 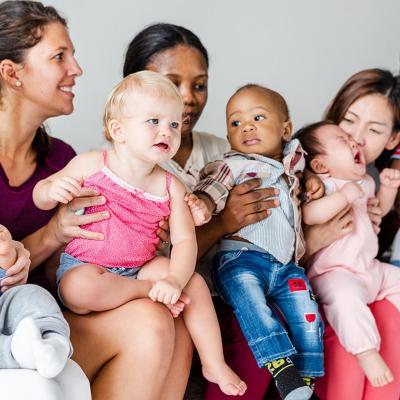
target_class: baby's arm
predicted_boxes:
[193,160,235,215]
[377,168,400,216]
[0,225,17,270]
[33,152,103,210]
[149,176,197,305]
[303,181,363,225]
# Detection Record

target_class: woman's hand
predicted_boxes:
[303,204,353,260]
[218,178,279,235]
[0,241,31,292]
[51,188,110,245]
[156,219,170,251]
[367,197,382,234]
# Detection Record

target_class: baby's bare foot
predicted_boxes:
[203,362,247,396]
[165,293,191,318]
[357,349,394,387]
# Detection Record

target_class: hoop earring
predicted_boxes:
[15,80,22,87]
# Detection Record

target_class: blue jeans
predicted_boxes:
[213,244,324,376]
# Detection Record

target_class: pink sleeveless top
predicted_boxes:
[65,152,171,268]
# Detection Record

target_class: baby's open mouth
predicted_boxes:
[154,143,169,150]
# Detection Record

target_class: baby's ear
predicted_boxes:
[108,119,125,143]
[310,156,329,174]
[282,120,293,142]
[385,131,400,150]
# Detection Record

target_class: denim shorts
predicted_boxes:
[56,252,140,286]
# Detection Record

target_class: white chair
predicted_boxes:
[0,359,91,400]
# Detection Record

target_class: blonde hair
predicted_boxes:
[103,70,183,141]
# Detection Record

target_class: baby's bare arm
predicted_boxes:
[0,225,17,270]
[33,152,103,210]
[166,177,198,289]
[303,182,362,225]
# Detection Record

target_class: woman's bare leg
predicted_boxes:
[161,316,193,400]
[65,299,175,400]
[139,258,246,395]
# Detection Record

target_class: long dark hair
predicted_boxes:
[123,23,208,77]
[0,1,67,164]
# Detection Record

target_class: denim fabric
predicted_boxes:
[391,260,400,268]
[213,248,324,376]
[56,252,140,285]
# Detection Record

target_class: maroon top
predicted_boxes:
[0,137,75,289]
[0,137,76,241]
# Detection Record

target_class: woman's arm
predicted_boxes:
[23,188,109,269]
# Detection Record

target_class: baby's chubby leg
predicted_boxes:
[138,256,190,317]
[183,273,247,396]
[138,259,247,395]
[0,224,17,271]
[59,263,153,314]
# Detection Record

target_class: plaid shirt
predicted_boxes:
[194,139,306,264]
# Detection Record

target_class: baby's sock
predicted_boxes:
[11,317,70,378]
[266,357,312,400]
[303,377,315,390]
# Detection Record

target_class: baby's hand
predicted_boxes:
[304,174,325,201]
[380,168,400,189]
[48,177,82,204]
[149,276,182,305]
[341,181,364,203]
[0,224,14,257]
[184,193,212,226]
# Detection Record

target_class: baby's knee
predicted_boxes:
[186,272,209,292]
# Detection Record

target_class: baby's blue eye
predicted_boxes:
[170,121,180,129]
[231,121,240,127]
[254,115,265,121]
[147,118,159,125]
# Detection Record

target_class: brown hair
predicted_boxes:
[294,120,335,171]
[326,68,400,134]
[325,68,400,169]
[0,1,67,164]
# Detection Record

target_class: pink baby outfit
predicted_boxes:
[308,175,400,354]
[65,152,171,269]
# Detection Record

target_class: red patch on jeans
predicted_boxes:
[246,172,257,177]
[288,278,307,292]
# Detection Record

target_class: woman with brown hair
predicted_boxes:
[308,68,400,400]
[0,2,191,399]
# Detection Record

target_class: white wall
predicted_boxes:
[47,0,400,153]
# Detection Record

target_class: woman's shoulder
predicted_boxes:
[46,136,77,170]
